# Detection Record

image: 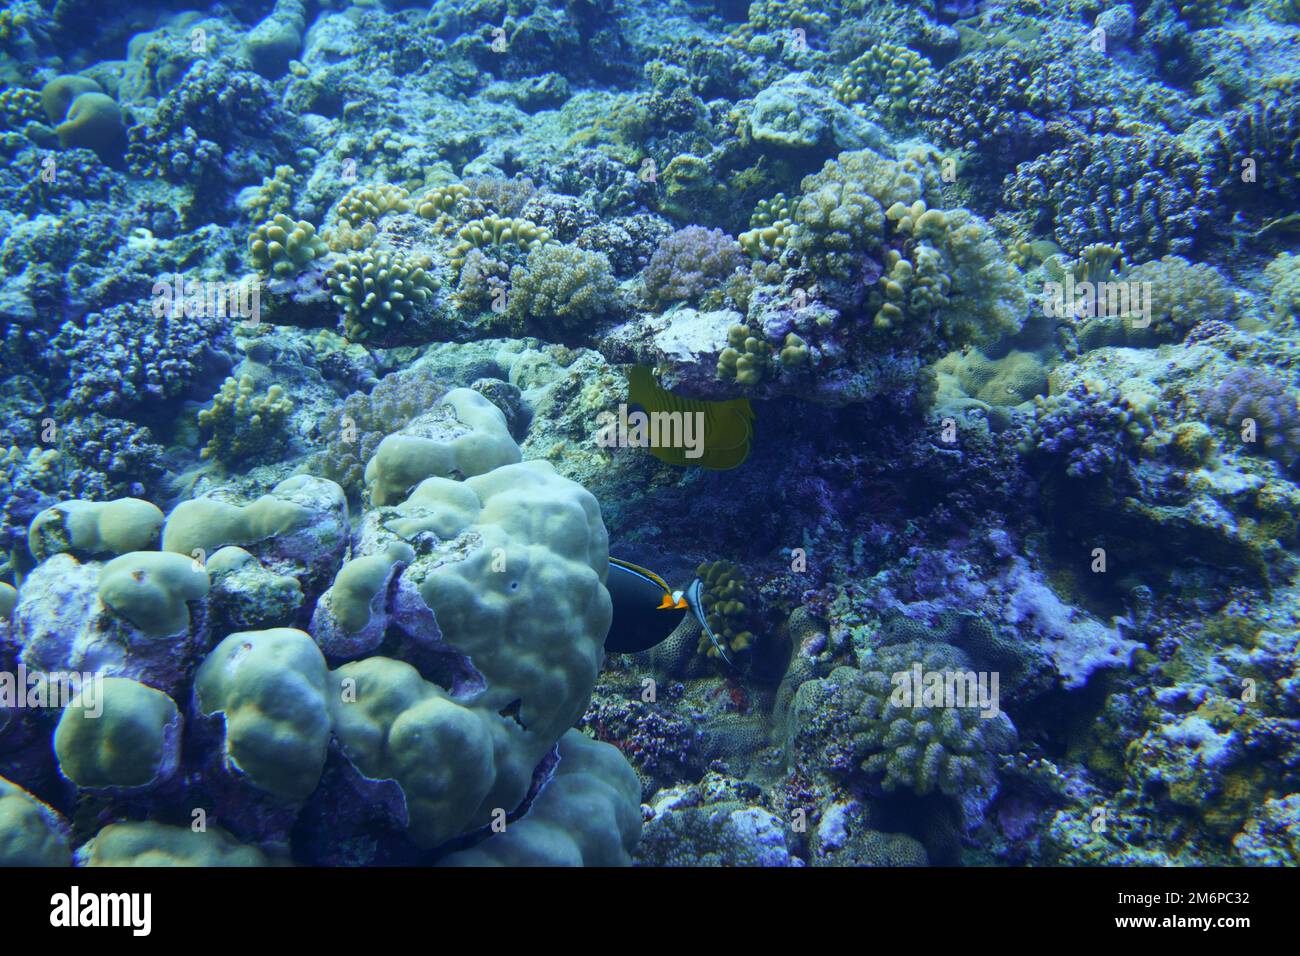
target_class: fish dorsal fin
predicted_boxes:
[609,556,673,598]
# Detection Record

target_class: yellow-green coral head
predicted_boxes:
[54,92,125,160]
[98,551,210,637]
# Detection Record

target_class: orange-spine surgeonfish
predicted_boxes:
[604,556,735,666]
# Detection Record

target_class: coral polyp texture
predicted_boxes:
[1,0,1299,883]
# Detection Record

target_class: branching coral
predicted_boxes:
[739,195,795,260]
[244,164,298,222]
[125,60,286,189]
[454,247,513,313]
[643,226,744,307]
[1004,133,1215,258]
[416,182,471,230]
[248,213,327,277]
[1200,367,1300,465]
[332,182,412,227]
[719,328,772,389]
[913,45,1081,169]
[51,299,231,415]
[1026,380,1155,478]
[695,560,755,659]
[506,242,620,333]
[304,362,454,497]
[1124,255,1234,338]
[832,42,932,117]
[327,247,438,343]
[877,199,1028,346]
[788,148,928,279]
[787,642,1017,799]
[449,215,553,273]
[1172,0,1227,28]
[1210,92,1300,209]
[1264,253,1300,325]
[197,374,294,466]
[462,175,538,218]
[56,414,165,499]
[1267,0,1300,23]
[0,86,41,128]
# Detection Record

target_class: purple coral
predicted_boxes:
[1029,383,1147,478]
[642,226,743,307]
[49,299,233,416]
[125,60,292,188]
[1201,367,1300,465]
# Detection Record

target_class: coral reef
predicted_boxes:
[1004,133,1215,258]
[1,0,1299,878]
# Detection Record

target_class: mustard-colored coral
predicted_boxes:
[878,199,1027,345]
[696,560,754,659]
[789,149,925,278]
[717,323,772,386]
[416,182,471,231]
[1125,255,1234,338]
[333,182,412,227]
[0,87,41,128]
[245,165,298,223]
[739,195,795,260]
[327,247,438,342]
[506,242,619,333]
[833,43,933,116]
[779,332,809,367]
[248,214,327,277]
[1264,252,1300,325]
[449,215,553,273]
[198,375,294,465]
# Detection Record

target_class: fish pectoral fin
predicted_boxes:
[674,596,689,609]
[656,594,676,609]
